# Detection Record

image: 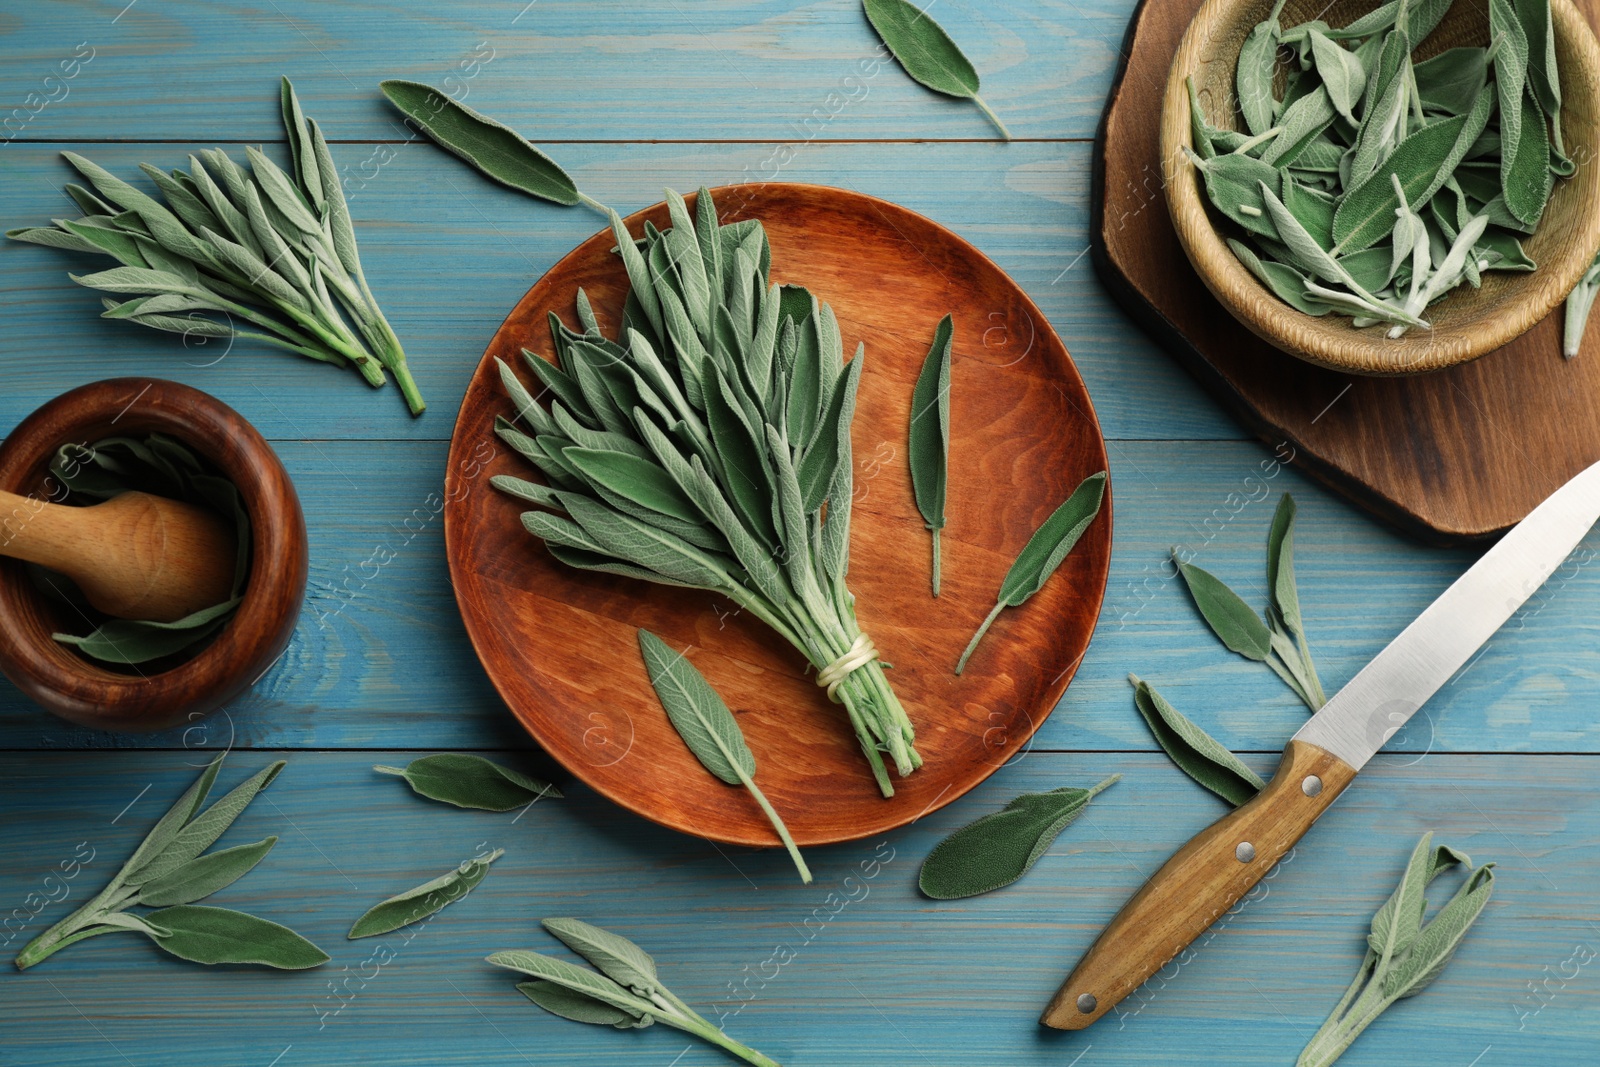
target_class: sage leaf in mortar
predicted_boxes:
[348,849,503,939]
[918,775,1119,899]
[1297,833,1495,1067]
[378,80,609,214]
[956,470,1107,674]
[373,754,561,812]
[1129,675,1265,807]
[909,314,953,595]
[490,922,782,1066]
[638,629,811,884]
[14,754,326,970]
[862,0,1011,138]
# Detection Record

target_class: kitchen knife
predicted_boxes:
[1042,458,1600,1030]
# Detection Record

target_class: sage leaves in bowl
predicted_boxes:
[8,79,424,414]
[490,186,921,797]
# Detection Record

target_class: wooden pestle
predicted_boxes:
[0,488,237,623]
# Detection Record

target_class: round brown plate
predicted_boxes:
[445,183,1111,847]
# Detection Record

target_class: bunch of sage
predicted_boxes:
[1298,833,1496,1066]
[1192,0,1570,335]
[8,79,422,413]
[14,754,328,970]
[863,0,1012,138]
[348,849,502,939]
[373,753,561,811]
[491,186,920,796]
[639,629,811,883]
[1565,247,1600,357]
[918,775,1118,899]
[39,434,250,665]
[490,918,781,1067]
[909,315,953,595]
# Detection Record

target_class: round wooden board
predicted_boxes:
[444,184,1111,847]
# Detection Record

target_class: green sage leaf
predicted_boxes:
[517,980,652,1028]
[861,0,1010,138]
[1130,676,1265,807]
[348,849,502,939]
[1175,557,1271,660]
[135,837,278,907]
[373,754,561,812]
[487,950,659,1018]
[129,760,285,884]
[143,905,329,969]
[542,917,660,995]
[909,314,953,595]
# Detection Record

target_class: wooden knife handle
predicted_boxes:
[1041,739,1357,1029]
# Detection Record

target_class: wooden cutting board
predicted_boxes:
[444,184,1111,847]
[1095,0,1600,544]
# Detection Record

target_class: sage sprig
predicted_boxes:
[1193,0,1573,334]
[909,314,953,595]
[1298,833,1496,1067]
[918,775,1118,899]
[490,918,781,1067]
[956,470,1107,674]
[638,629,811,883]
[14,754,327,971]
[348,849,502,939]
[1175,494,1326,710]
[7,78,423,414]
[492,187,921,797]
[1564,247,1600,357]
[373,754,561,811]
[862,0,1011,139]
[378,80,609,215]
[1130,675,1264,806]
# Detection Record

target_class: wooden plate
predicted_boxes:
[444,184,1111,847]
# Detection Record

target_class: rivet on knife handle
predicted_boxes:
[1040,740,1356,1030]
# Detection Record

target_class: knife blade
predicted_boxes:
[1041,458,1600,1031]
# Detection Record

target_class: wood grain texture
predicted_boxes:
[1044,740,1358,1028]
[0,750,1594,1066]
[1165,0,1600,374]
[1095,0,1600,541]
[0,379,306,732]
[446,184,1111,846]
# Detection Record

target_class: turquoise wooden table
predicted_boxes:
[3,3,1597,1064]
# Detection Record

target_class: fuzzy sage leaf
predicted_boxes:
[348,849,502,939]
[1130,675,1265,807]
[956,470,1107,674]
[918,775,1119,899]
[909,314,953,595]
[861,0,1010,138]
[373,754,561,812]
[638,629,811,884]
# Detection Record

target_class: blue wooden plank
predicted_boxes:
[0,140,1238,444]
[7,440,1600,756]
[0,750,1593,1065]
[0,0,1128,143]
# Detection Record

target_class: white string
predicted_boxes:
[815,633,878,702]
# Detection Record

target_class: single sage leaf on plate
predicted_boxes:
[956,470,1107,674]
[1130,675,1264,807]
[918,775,1119,899]
[143,904,330,969]
[348,848,503,939]
[861,0,1011,138]
[638,629,811,883]
[373,754,562,812]
[909,314,953,595]
[378,80,604,212]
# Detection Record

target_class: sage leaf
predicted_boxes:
[373,754,561,812]
[1267,494,1323,705]
[378,80,604,213]
[348,849,502,939]
[909,314,953,595]
[1516,0,1567,166]
[542,917,659,995]
[1238,0,1289,135]
[1330,105,1484,254]
[1310,32,1366,123]
[517,980,651,1028]
[861,0,1010,138]
[1130,675,1264,806]
[1188,150,1286,239]
[918,775,1119,899]
[1563,249,1600,357]
[135,837,278,907]
[1229,239,1339,316]
[956,470,1107,674]
[638,629,811,883]
[1175,557,1271,660]
[128,760,285,884]
[491,927,780,1066]
[1502,89,1554,226]
[143,905,330,969]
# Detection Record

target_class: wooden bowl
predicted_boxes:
[0,379,307,732]
[1162,0,1600,374]
[445,184,1112,847]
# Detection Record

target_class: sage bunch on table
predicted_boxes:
[491,186,920,796]
[1192,0,1569,335]
[15,754,327,970]
[8,78,423,414]
[1298,833,1496,1066]
[490,918,781,1066]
